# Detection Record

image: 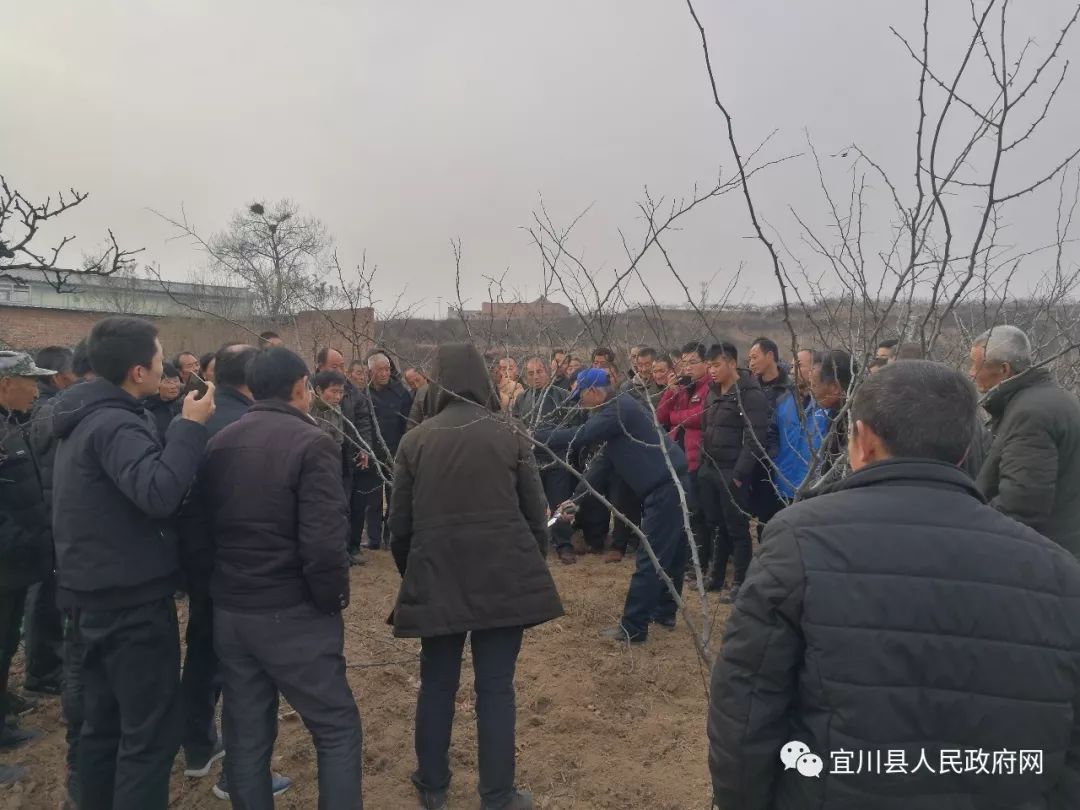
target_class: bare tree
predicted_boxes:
[0,174,142,292]
[152,199,332,319]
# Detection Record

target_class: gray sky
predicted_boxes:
[5,1,1080,317]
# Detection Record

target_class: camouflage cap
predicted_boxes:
[0,351,57,378]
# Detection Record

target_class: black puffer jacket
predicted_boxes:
[388,343,563,638]
[184,400,350,614]
[977,368,1080,556]
[29,381,62,512]
[0,409,51,590]
[708,459,1080,810]
[51,378,208,609]
[341,380,375,453]
[700,369,771,482]
[144,394,180,441]
[365,379,413,460]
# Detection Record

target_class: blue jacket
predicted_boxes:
[539,392,687,499]
[772,392,828,499]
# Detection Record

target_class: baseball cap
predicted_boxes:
[569,367,610,400]
[0,351,57,379]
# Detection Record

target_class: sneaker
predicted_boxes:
[7,692,39,716]
[0,764,28,785]
[22,679,61,697]
[184,737,226,777]
[348,551,367,567]
[213,770,292,800]
[0,725,42,751]
[719,583,741,605]
[603,549,623,563]
[556,548,577,565]
[598,626,646,645]
[482,789,534,810]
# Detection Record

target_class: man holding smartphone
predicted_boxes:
[52,317,215,810]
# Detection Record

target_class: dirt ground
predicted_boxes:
[1,550,724,810]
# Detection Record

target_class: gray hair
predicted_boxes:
[973,325,1032,373]
[367,352,390,371]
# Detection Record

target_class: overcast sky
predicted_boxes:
[5,1,1080,317]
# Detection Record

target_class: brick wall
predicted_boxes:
[0,305,376,365]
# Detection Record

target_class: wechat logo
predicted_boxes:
[780,740,824,778]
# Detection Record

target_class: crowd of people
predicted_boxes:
[2,316,1080,809]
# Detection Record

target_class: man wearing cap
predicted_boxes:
[0,351,57,782]
[538,368,689,644]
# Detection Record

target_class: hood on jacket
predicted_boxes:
[981,366,1053,418]
[52,377,144,440]
[431,344,499,415]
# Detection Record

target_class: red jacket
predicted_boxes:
[656,377,709,471]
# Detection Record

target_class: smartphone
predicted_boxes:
[180,371,209,401]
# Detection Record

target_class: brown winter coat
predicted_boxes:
[388,343,563,638]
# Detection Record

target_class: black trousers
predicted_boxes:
[0,587,27,728]
[414,627,524,808]
[180,589,221,759]
[78,597,182,810]
[540,466,574,551]
[350,468,387,550]
[687,470,713,573]
[574,494,610,549]
[24,572,63,688]
[63,609,85,805]
[610,477,642,554]
[215,603,363,810]
[699,464,753,586]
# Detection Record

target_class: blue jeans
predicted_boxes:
[413,627,524,808]
[620,481,688,639]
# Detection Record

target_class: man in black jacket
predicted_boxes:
[52,317,216,810]
[709,360,1080,810]
[699,342,770,602]
[0,351,57,781]
[513,357,581,565]
[362,352,413,549]
[969,325,1080,556]
[318,349,375,563]
[746,337,790,523]
[22,345,76,698]
[184,347,361,809]
[178,343,259,791]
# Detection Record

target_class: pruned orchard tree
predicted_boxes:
[0,173,142,292]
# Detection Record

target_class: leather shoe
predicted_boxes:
[556,548,577,565]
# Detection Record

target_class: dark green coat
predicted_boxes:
[0,409,51,590]
[388,344,564,638]
[977,368,1080,556]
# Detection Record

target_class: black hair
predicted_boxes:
[36,345,73,376]
[215,344,258,388]
[752,337,780,362]
[161,362,180,380]
[247,347,310,401]
[174,350,197,367]
[88,317,159,386]
[72,339,93,378]
[591,346,615,363]
[637,347,657,361]
[680,341,707,360]
[199,352,215,375]
[818,349,858,391]
[705,341,738,363]
[852,361,976,464]
[348,358,365,372]
[312,370,347,391]
[258,330,280,345]
[877,338,900,351]
[653,353,673,368]
[551,348,568,361]
[315,347,332,368]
